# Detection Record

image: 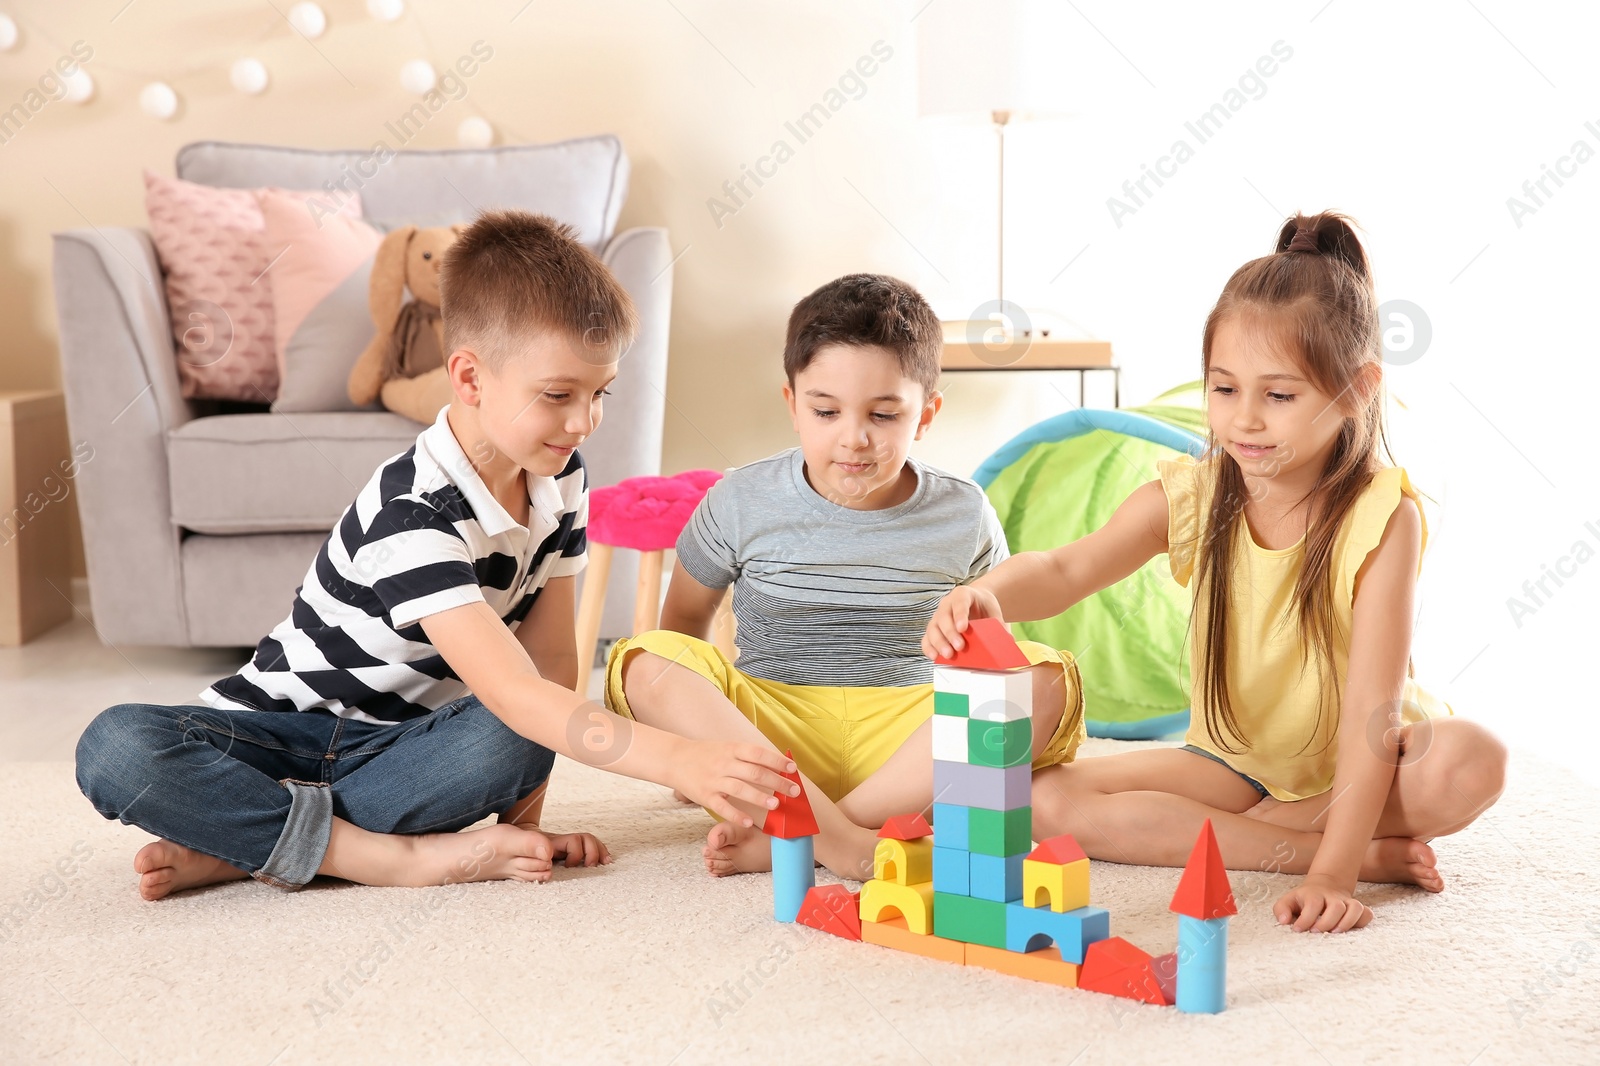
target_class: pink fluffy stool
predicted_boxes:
[575,469,733,675]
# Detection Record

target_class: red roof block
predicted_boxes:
[932,617,1030,671]
[1027,834,1088,865]
[763,751,819,839]
[796,885,862,941]
[878,813,934,841]
[1079,937,1171,1006]
[1169,818,1238,920]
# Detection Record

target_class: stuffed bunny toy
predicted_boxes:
[346,224,464,424]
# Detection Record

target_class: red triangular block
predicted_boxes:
[933,617,1030,671]
[1079,937,1170,1006]
[877,813,934,841]
[796,885,862,941]
[1150,951,1178,1005]
[764,751,819,839]
[1027,834,1087,865]
[1169,818,1238,920]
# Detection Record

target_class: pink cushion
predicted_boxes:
[255,187,381,412]
[143,172,352,402]
[589,470,723,551]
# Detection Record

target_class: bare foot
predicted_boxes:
[133,840,250,900]
[1360,836,1444,892]
[671,789,695,805]
[703,820,773,877]
[400,823,565,886]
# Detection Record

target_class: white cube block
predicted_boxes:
[933,665,1032,722]
[932,714,969,762]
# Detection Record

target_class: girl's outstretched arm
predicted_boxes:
[1273,496,1424,933]
[924,480,1169,659]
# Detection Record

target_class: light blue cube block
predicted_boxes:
[932,845,969,894]
[969,852,1025,902]
[932,802,969,850]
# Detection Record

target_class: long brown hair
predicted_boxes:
[1190,211,1388,754]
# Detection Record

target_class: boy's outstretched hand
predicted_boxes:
[672,741,799,828]
[922,585,1005,661]
[1273,875,1372,933]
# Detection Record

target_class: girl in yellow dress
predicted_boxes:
[925,211,1507,933]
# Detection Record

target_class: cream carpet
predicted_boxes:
[2,739,1595,1065]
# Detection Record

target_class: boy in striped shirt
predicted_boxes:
[76,211,796,899]
[603,274,1087,882]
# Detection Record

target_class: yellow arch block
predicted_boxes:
[873,838,932,886]
[1023,857,1089,913]
[860,878,935,934]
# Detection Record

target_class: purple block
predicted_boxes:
[932,759,1030,810]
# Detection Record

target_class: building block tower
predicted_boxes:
[930,618,1035,950]
[1169,818,1236,1013]
[765,751,819,923]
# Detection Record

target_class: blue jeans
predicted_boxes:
[75,695,555,890]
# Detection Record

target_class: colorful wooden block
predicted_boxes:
[796,885,862,941]
[968,717,1031,768]
[933,690,968,717]
[969,805,1032,857]
[964,941,1080,988]
[933,892,1009,949]
[931,803,969,850]
[933,664,1032,722]
[932,845,969,895]
[1005,902,1110,963]
[932,760,1031,811]
[860,878,935,934]
[861,915,966,965]
[930,617,1031,671]
[1023,856,1088,912]
[877,812,933,841]
[1150,951,1179,1006]
[1170,818,1238,920]
[763,750,819,839]
[1078,936,1171,1006]
[969,852,1025,903]
[1176,915,1228,1014]
[932,714,969,762]
[873,837,932,886]
[771,835,815,923]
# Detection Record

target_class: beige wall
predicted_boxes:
[0,0,1275,580]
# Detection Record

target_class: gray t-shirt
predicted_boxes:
[676,448,1009,687]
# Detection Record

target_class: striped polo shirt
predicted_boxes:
[676,448,1008,687]
[199,406,587,723]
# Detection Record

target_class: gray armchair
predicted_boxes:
[53,138,673,649]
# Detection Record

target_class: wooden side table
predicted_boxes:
[0,390,76,644]
[941,332,1120,408]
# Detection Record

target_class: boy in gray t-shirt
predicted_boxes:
[603,274,1087,881]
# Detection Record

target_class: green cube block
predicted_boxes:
[933,892,1009,948]
[967,717,1030,768]
[934,691,969,717]
[968,805,1033,857]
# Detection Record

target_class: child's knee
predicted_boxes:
[75,704,160,806]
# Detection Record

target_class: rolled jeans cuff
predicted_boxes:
[254,778,332,890]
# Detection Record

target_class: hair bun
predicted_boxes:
[1285,226,1320,253]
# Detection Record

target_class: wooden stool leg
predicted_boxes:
[575,542,613,686]
[633,549,665,636]
[712,588,738,662]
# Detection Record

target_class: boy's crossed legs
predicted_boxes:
[610,632,1083,880]
[76,696,607,900]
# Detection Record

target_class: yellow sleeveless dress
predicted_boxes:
[1157,456,1452,801]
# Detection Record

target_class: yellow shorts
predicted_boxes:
[603,630,1086,805]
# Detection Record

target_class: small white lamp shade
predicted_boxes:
[139,82,179,120]
[62,68,94,104]
[457,116,494,148]
[287,2,327,39]
[916,0,1076,120]
[399,59,436,95]
[367,0,405,22]
[0,14,19,52]
[230,58,269,95]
